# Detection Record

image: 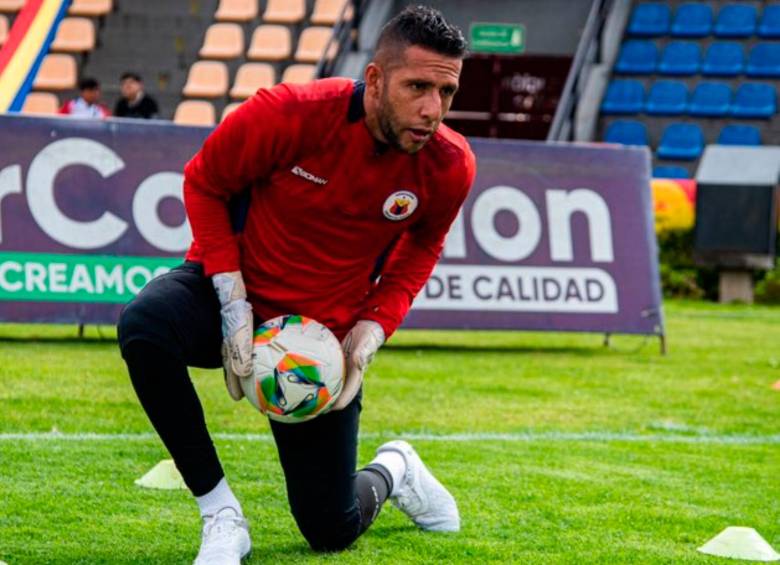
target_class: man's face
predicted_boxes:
[374,46,462,154]
[120,78,141,100]
[81,87,100,105]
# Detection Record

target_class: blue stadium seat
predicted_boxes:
[717,124,761,146]
[671,3,713,37]
[627,3,671,36]
[658,41,701,75]
[714,4,757,37]
[746,43,780,77]
[758,5,780,38]
[615,40,658,74]
[731,83,777,118]
[645,80,688,115]
[689,82,732,117]
[653,165,690,178]
[657,123,704,160]
[601,80,645,114]
[702,42,745,76]
[604,120,649,146]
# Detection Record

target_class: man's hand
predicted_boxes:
[212,271,254,401]
[331,320,385,411]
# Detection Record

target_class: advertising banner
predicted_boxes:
[0,116,663,336]
[405,139,664,336]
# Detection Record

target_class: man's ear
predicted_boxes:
[364,62,383,97]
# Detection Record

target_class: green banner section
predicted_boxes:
[470,23,525,54]
[0,252,182,303]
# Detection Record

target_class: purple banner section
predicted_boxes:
[0,114,211,324]
[404,138,664,336]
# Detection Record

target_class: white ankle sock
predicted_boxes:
[196,477,243,517]
[370,450,407,496]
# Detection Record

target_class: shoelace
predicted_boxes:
[202,512,247,540]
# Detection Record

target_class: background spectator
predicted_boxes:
[114,72,159,119]
[58,77,110,119]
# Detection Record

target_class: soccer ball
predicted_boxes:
[242,314,345,423]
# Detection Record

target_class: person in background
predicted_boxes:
[58,77,110,119]
[114,72,159,119]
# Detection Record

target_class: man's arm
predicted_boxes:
[359,151,477,338]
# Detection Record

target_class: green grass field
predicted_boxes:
[1,299,779,564]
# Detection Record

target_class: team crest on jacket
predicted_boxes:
[383,191,418,221]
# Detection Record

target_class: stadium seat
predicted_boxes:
[263,0,306,24]
[658,41,701,75]
[214,0,258,22]
[182,61,229,98]
[653,165,690,178]
[717,124,761,146]
[671,3,713,37]
[230,63,275,99]
[758,5,780,38]
[281,63,316,84]
[657,123,704,160]
[746,43,780,78]
[311,0,352,25]
[68,0,112,17]
[0,0,24,12]
[174,100,216,126]
[615,40,658,74]
[604,120,648,146]
[199,23,244,60]
[21,92,60,115]
[731,83,777,118]
[689,82,731,117]
[627,3,670,36]
[51,18,96,53]
[32,54,77,90]
[294,26,334,63]
[645,80,688,115]
[714,4,757,38]
[247,25,292,61]
[600,80,644,114]
[702,42,744,76]
[222,102,242,121]
[0,15,7,47]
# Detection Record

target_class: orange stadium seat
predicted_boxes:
[230,63,275,99]
[33,54,77,90]
[263,0,306,24]
[51,18,96,53]
[0,0,24,13]
[282,63,315,84]
[295,26,333,63]
[174,100,216,126]
[247,25,291,61]
[199,23,244,60]
[311,0,352,26]
[222,102,242,121]
[215,0,258,22]
[182,61,229,98]
[22,92,60,115]
[0,15,7,47]
[68,0,112,17]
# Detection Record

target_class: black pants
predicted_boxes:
[117,263,390,551]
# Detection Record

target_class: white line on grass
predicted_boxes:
[0,431,778,445]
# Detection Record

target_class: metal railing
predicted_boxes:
[546,0,612,141]
[316,0,373,79]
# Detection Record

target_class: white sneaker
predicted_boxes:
[193,507,251,565]
[376,440,460,532]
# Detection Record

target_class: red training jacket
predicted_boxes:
[184,78,476,339]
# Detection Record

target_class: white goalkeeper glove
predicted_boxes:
[212,271,253,401]
[331,320,385,411]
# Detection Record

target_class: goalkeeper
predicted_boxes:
[118,5,475,564]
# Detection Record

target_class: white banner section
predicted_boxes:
[413,265,618,313]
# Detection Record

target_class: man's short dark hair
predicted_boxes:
[120,72,142,82]
[376,5,467,60]
[79,77,99,90]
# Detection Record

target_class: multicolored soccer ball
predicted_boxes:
[242,314,344,423]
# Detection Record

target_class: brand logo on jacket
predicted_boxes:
[383,191,418,221]
[291,165,328,185]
